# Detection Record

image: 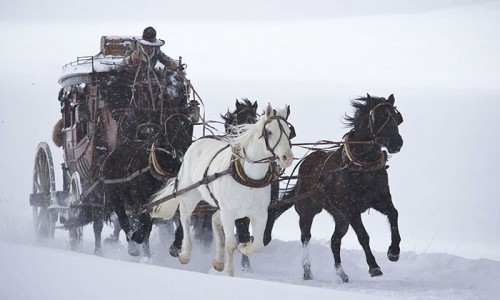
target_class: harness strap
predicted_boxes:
[143,168,230,212]
[202,144,230,207]
[103,166,151,184]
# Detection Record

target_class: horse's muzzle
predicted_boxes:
[387,135,403,153]
[278,150,294,168]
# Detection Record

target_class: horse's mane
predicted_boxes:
[343,95,386,128]
[220,98,255,125]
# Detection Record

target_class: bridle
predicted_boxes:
[368,102,403,138]
[260,115,296,161]
[341,101,403,171]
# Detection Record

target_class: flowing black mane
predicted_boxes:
[343,94,388,128]
[221,98,258,133]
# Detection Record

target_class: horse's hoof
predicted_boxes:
[339,273,349,283]
[213,260,224,272]
[140,256,151,264]
[237,242,252,256]
[335,264,349,282]
[169,244,181,257]
[241,255,253,273]
[131,231,145,244]
[179,256,190,264]
[369,267,383,277]
[94,248,103,256]
[128,248,140,257]
[388,252,400,262]
[387,246,400,262]
[127,241,140,257]
[303,264,313,280]
[104,236,119,244]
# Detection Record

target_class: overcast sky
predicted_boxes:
[1,0,497,23]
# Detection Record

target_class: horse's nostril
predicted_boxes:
[282,155,288,162]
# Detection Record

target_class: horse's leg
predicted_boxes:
[169,217,183,257]
[237,212,266,257]
[212,210,225,272]
[91,204,103,256]
[264,202,294,246]
[141,233,152,263]
[178,196,197,265]
[235,217,252,271]
[104,213,121,243]
[330,217,350,283]
[263,180,288,246]
[131,211,153,244]
[194,213,213,249]
[374,200,401,262]
[298,212,315,280]
[350,214,382,277]
[108,190,139,256]
[220,212,238,276]
[112,215,121,241]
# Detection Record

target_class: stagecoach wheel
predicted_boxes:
[32,142,57,239]
[68,172,84,251]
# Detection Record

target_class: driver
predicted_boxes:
[123,26,179,71]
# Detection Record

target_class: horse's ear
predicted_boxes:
[235,99,242,109]
[253,101,258,109]
[285,105,291,120]
[265,103,273,117]
[367,93,371,99]
[388,94,395,105]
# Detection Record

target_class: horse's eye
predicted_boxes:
[267,130,273,136]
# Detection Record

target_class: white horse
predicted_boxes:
[149,103,294,276]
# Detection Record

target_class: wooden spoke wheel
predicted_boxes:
[31,142,57,239]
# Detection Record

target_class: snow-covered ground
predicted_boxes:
[1,223,499,300]
[1,1,500,299]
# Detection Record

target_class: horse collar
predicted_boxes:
[229,157,276,188]
[341,135,388,172]
[150,143,177,179]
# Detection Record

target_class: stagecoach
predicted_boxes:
[29,35,212,252]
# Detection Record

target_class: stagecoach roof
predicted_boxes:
[58,35,163,87]
[59,55,122,86]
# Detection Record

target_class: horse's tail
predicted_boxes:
[263,185,296,246]
[149,179,180,220]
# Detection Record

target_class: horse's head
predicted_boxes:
[346,94,403,153]
[221,98,259,133]
[260,103,295,168]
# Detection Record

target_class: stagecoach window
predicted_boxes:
[76,104,89,141]
[63,93,73,129]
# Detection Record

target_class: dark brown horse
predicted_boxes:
[267,94,403,282]
[101,67,194,258]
